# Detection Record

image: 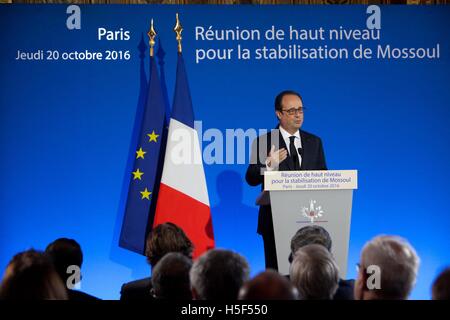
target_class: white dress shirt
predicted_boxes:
[279,125,302,168]
[266,126,303,170]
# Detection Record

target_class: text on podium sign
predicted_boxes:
[264,170,358,191]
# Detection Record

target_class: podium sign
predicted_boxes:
[264,170,358,277]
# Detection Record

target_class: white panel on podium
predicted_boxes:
[264,170,358,278]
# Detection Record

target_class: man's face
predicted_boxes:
[276,94,304,134]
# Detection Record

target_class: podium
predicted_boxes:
[260,170,357,278]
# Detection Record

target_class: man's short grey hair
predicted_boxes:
[291,225,332,253]
[151,252,192,299]
[289,244,339,300]
[361,235,419,299]
[190,249,250,300]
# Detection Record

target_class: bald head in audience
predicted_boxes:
[432,267,450,300]
[238,270,298,300]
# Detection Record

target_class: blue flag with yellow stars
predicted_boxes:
[119,55,166,254]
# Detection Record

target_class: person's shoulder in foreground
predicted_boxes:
[120,277,153,300]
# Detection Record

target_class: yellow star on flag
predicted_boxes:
[140,188,151,200]
[136,147,146,159]
[147,130,159,143]
[132,169,144,180]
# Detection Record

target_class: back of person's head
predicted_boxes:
[0,249,68,300]
[355,235,419,300]
[45,238,82,285]
[290,244,339,300]
[151,252,192,300]
[238,270,298,300]
[289,225,332,263]
[432,267,450,300]
[145,223,194,268]
[190,249,249,300]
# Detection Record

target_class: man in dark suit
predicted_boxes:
[120,222,193,300]
[246,90,327,270]
[289,225,354,300]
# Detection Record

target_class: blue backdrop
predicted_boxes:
[0,5,449,299]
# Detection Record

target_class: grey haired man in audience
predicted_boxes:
[289,225,354,300]
[354,235,419,300]
[290,244,340,300]
[151,252,192,300]
[190,249,249,300]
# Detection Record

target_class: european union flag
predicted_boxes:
[119,53,166,254]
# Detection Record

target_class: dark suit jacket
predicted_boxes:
[246,128,327,235]
[334,279,354,300]
[120,277,154,301]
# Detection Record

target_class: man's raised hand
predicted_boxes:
[266,145,288,170]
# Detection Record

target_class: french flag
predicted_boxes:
[153,53,215,258]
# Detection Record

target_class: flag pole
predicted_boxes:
[147,19,156,57]
[174,13,183,54]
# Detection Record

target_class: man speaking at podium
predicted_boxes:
[246,90,327,270]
